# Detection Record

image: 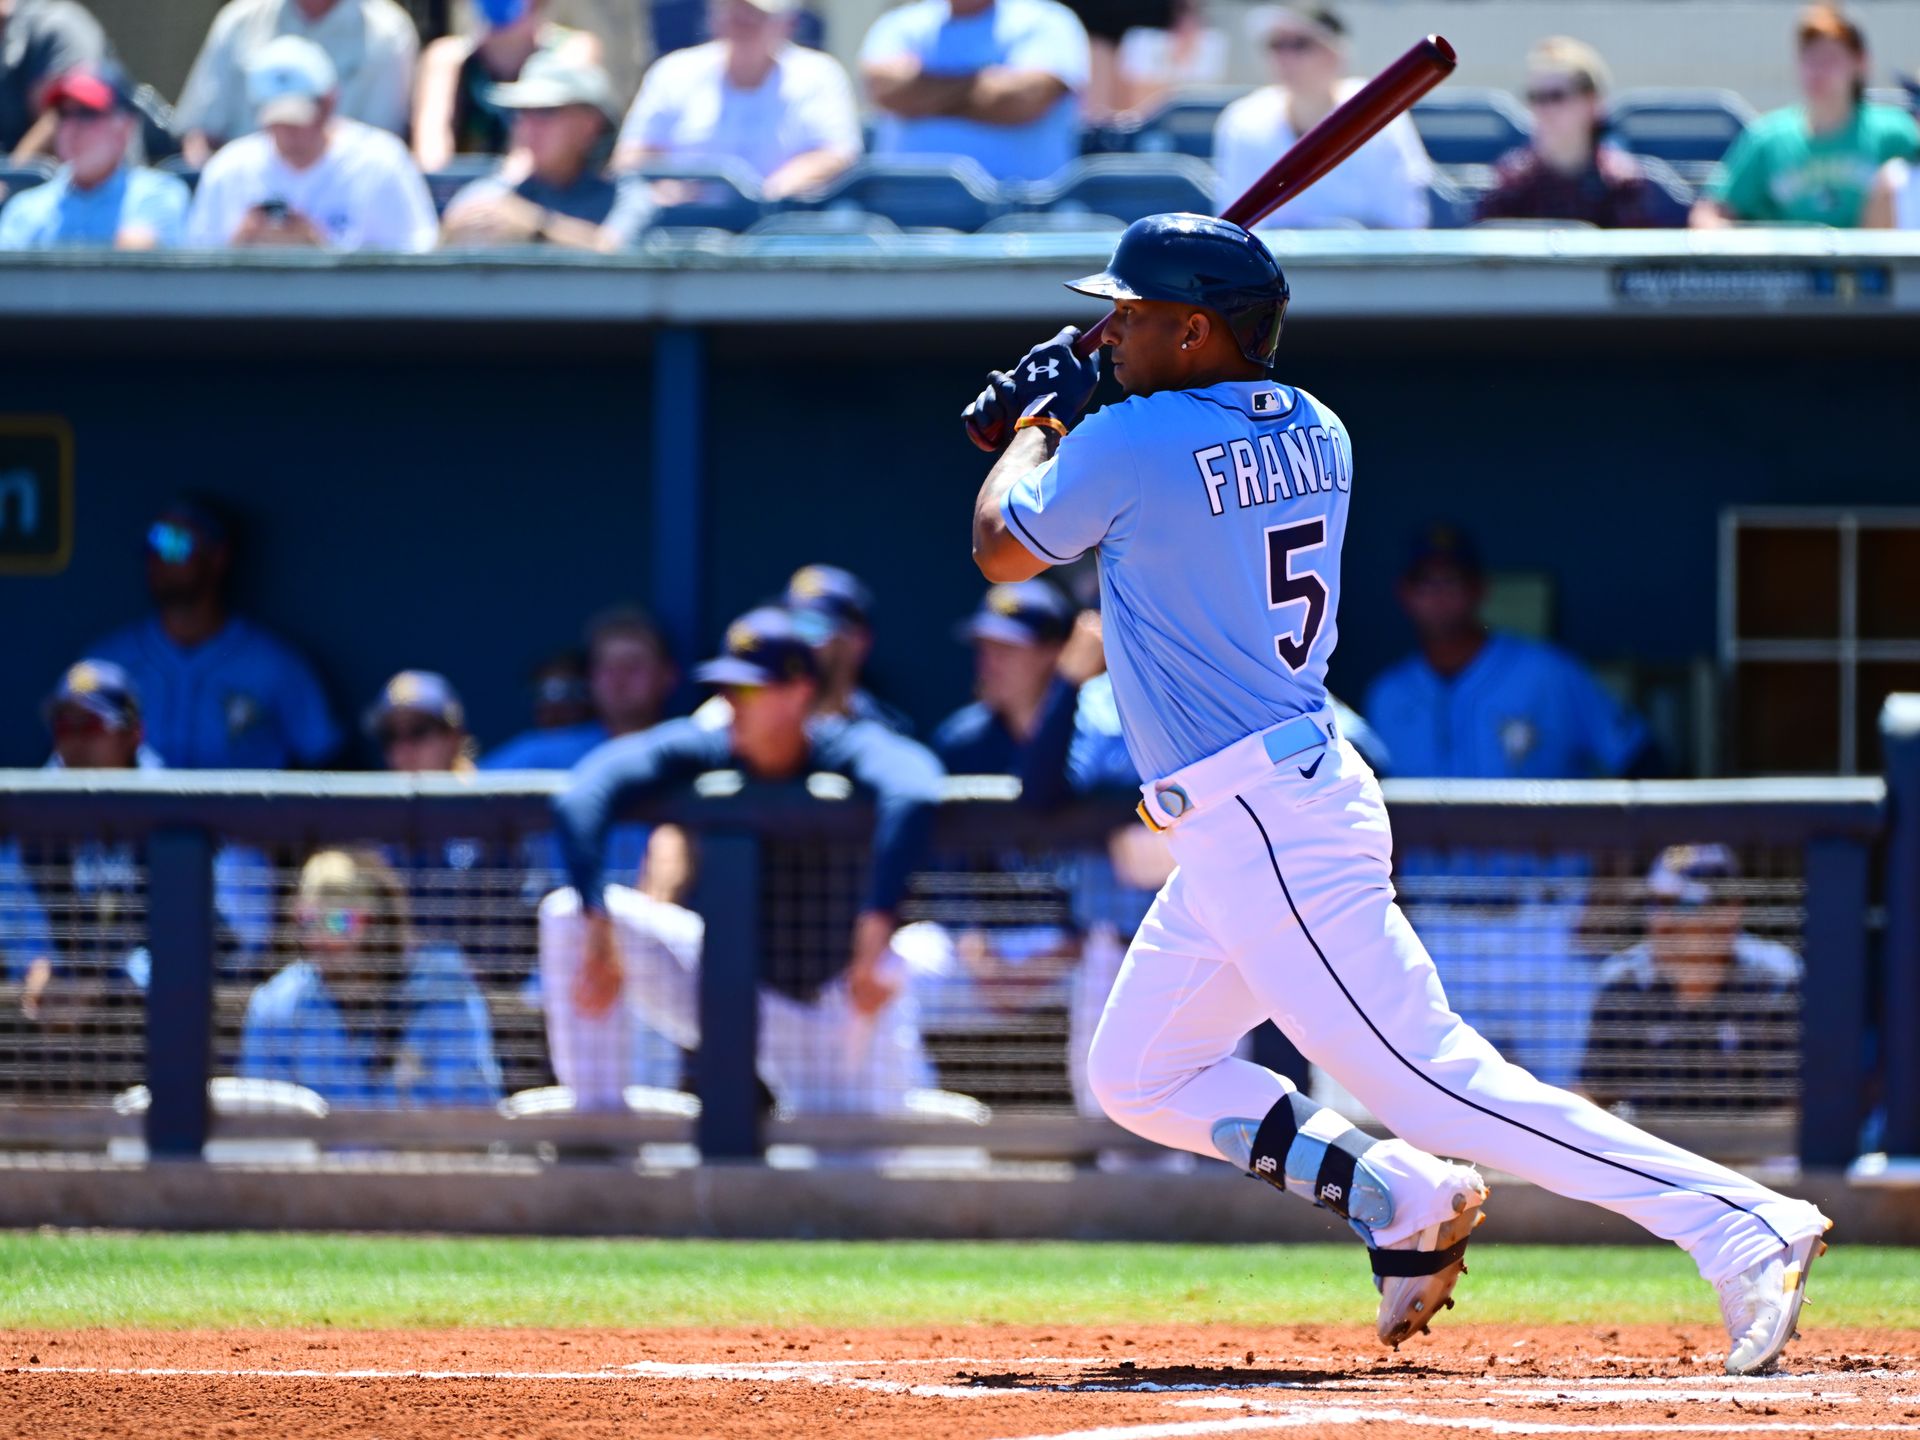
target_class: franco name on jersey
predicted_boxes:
[1189,386,1352,518]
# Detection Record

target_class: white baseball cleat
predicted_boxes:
[1373,1165,1488,1349]
[1717,1224,1832,1376]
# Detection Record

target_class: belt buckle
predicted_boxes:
[1137,783,1192,833]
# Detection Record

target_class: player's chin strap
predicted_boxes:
[1211,1092,1470,1278]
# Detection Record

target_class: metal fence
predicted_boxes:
[0,763,1903,1172]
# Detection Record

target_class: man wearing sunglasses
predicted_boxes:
[1580,846,1801,1116]
[86,498,342,770]
[1475,38,1683,230]
[537,605,948,1115]
[1212,2,1430,229]
[0,62,189,249]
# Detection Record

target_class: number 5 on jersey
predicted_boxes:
[1266,519,1328,672]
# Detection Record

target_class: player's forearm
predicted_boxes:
[951,68,1070,126]
[863,60,973,118]
[973,427,1057,581]
[763,147,858,201]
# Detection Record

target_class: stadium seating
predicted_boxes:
[1119,87,1251,160]
[1029,154,1217,226]
[1607,88,1757,182]
[426,156,500,216]
[800,157,1000,233]
[1426,170,1476,229]
[629,158,766,233]
[978,210,1126,235]
[1411,89,1531,167]
[0,158,54,205]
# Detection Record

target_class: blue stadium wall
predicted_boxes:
[1,313,1915,767]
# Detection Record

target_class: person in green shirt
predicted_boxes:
[1692,2,1917,228]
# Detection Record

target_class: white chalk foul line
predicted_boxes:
[993,1411,1920,1440]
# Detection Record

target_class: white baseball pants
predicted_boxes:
[538,885,935,1115]
[1085,722,1827,1282]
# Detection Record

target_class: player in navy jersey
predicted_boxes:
[960,213,1829,1373]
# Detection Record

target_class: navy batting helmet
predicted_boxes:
[1066,213,1290,367]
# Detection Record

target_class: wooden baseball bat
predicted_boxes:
[1070,34,1458,357]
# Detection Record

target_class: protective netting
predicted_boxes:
[0,814,1807,1158]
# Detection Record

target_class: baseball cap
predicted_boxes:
[364,670,464,737]
[1527,36,1612,96]
[1646,845,1739,906]
[694,607,821,687]
[785,564,873,637]
[42,61,138,115]
[43,659,141,732]
[957,580,1075,648]
[146,497,230,565]
[1404,522,1483,579]
[740,0,801,13]
[487,50,619,122]
[247,35,337,126]
[1249,2,1346,47]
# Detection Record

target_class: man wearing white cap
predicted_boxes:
[614,0,861,202]
[174,0,418,166]
[442,50,652,252]
[184,34,437,251]
[1213,2,1430,228]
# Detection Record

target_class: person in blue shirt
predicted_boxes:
[0,62,190,250]
[1364,525,1657,781]
[87,498,342,769]
[539,606,947,1114]
[860,0,1091,185]
[482,606,678,770]
[240,847,501,1108]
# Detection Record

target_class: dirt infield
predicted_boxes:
[4,1324,1918,1439]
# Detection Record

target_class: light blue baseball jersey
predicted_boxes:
[1364,632,1651,779]
[1003,380,1353,780]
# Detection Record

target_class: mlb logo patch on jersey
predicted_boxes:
[1252,387,1293,417]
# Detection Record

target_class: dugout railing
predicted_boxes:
[0,733,1910,1175]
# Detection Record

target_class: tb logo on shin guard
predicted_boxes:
[1320,1181,1345,1206]
[1254,1156,1278,1176]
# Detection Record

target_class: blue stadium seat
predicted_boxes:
[426,156,502,216]
[799,158,999,232]
[1031,154,1217,226]
[629,158,765,232]
[154,153,201,193]
[746,210,902,237]
[1122,86,1252,160]
[0,158,55,205]
[979,210,1126,235]
[1426,170,1474,229]
[1606,88,1756,172]
[1636,155,1697,225]
[1410,89,1530,167]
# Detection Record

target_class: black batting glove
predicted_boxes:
[962,326,1101,453]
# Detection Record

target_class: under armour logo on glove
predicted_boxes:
[1028,358,1061,381]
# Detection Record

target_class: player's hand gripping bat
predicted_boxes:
[965,34,1458,452]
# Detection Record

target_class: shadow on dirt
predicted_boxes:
[956,1359,1454,1392]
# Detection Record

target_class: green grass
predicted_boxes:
[3,1234,1915,1331]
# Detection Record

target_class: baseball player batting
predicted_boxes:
[961,215,1831,1373]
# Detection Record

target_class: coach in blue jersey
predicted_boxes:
[537,606,947,1113]
[87,499,341,770]
[961,212,1828,1373]
[1366,525,1656,780]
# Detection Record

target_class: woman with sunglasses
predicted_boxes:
[411,0,602,173]
[1212,2,1431,230]
[1475,38,1684,229]
[239,848,501,1108]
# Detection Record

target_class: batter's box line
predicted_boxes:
[992,1411,1920,1440]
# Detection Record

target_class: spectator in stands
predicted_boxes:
[1580,846,1801,1114]
[88,497,343,769]
[860,0,1090,185]
[0,662,273,1027]
[184,36,438,251]
[783,564,913,732]
[1215,3,1429,229]
[613,0,860,201]
[0,0,108,163]
[439,51,646,249]
[1113,0,1226,119]
[482,606,677,769]
[1055,0,1168,121]
[441,51,647,250]
[538,606,946,1113]
[1475,38,1685,230]
[0,63,189,249]
[175,0,419,166]
[1693,3,1918,229]
[1364,524,1656,780]
[368,669,473,773]
[411,0,600,173]
[241,848,501,1107]
[1865,141,1920,227]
